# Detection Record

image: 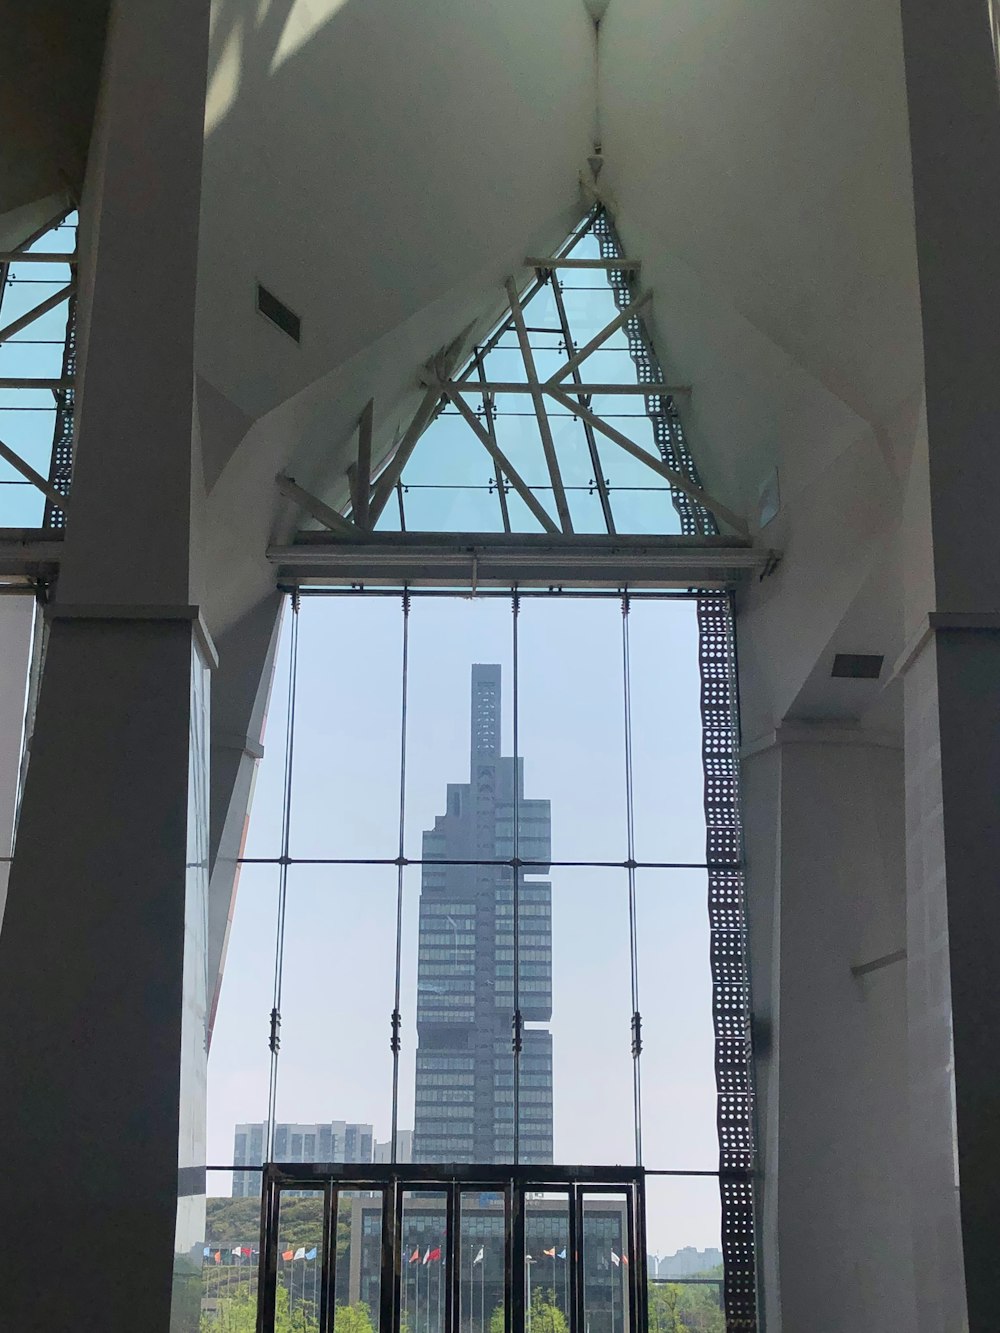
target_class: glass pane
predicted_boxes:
[202,1169,261,1328]
[627,600,706,866]
[582,1193,631,1333]
[243,602,292,860]
[277,1188,324,1331]
[517,598,627,864]
[644,1176,723,1333]
[636,872,717,1171]
[277,866,399,1142]
[339,1190,383,1333]
[525,1192,571,1332]
[403,485,505,533]
[460,1190,506,1333]
[551,868,632,1165]
[207,863,277,1177]
[290,596,403,859]
[402,1191,450,1333]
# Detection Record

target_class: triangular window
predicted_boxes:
[366,207,730,539]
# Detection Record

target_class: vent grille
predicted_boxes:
[256,284,301,343]
[831,653,884,679]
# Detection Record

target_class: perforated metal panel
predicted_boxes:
[591,207,758,1329]
[42,294,76,529]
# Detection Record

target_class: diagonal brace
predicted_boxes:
[276,473,357,537]
[0,282,75,345]
[545,385,749,537]
[445,387,559,534]
[505,277,572,532]
[0,435,69,511]
[546,290,652,386]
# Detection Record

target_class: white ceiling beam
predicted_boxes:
[524,257,641,271]
[445,387,559,535]
[505,277,573,533]
[347,398,374,531]
[0,283,75,345]
[367,383,442,527]
[0,436,68,511]
[0,253,77,265]
[434,381,689,397]
[545,290,652,385]
[545,385,749,537]
[275,473,358,537]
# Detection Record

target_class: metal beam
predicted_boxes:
[0,436,70,511]
[505,277,572,532]
[0,378,73,391]
[545,290,652,385]
[0,253,77,265]
[525,257,641,271]
[436,380,688,397]
[368,329,471,525]
[545,385,749,537]
[446,389,559,534]
[348,398,374,530]
[366,383,442,526]
[268,530,766,589]
[0,283,75,345]
[275,473,358,537]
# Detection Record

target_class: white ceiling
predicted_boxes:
[186,0,927,731]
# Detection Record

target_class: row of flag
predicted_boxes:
[204,1244,628,1266]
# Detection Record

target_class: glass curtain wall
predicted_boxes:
[207,589,744,1333]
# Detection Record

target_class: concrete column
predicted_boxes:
[0,596,34,922]
[898,1,1000,1327]
[742,725,913,1332]
[207,592,284,1036]
[0,1,212,1329]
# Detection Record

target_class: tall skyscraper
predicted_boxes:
[413,664,553,1164]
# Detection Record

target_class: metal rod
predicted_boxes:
[549,272,615,533]
[441,381,686,396]
[0,435,69,511]
[446,388,559,534]
[276,473,357,537]
[546,290,652,385]
[545,385,750,537]
[355,398,374,530]
[0,252,77,264]
[0,282,75,344]
[0,377,73,390]
[505,278,573,532]
[476,357,511,534]
[525,257,641,270]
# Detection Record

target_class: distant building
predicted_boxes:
[374,1130,413,1163]
[651,1246,723,1278]
[232,1120,374,1197]
[414,664,553,1164]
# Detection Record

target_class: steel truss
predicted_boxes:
[277,206,751,545]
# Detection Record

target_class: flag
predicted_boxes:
[610,1250,621,1268]
[427,1247,442,1263]
[306,1248,318,1261]
[241,1247,253,1258]
[214,1251,222,1265]
[473,1246,484,1265]
[203,1247,211,1258]
[282,1249,294,1262]
[543,1248,556,1258]
[621,1253,629,1266]
[557,1249,567,1260]
[409,1247,421,1263]
[231,1245,241,1257]
[294,1247,306,1261]
[422,1248,431,1265]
